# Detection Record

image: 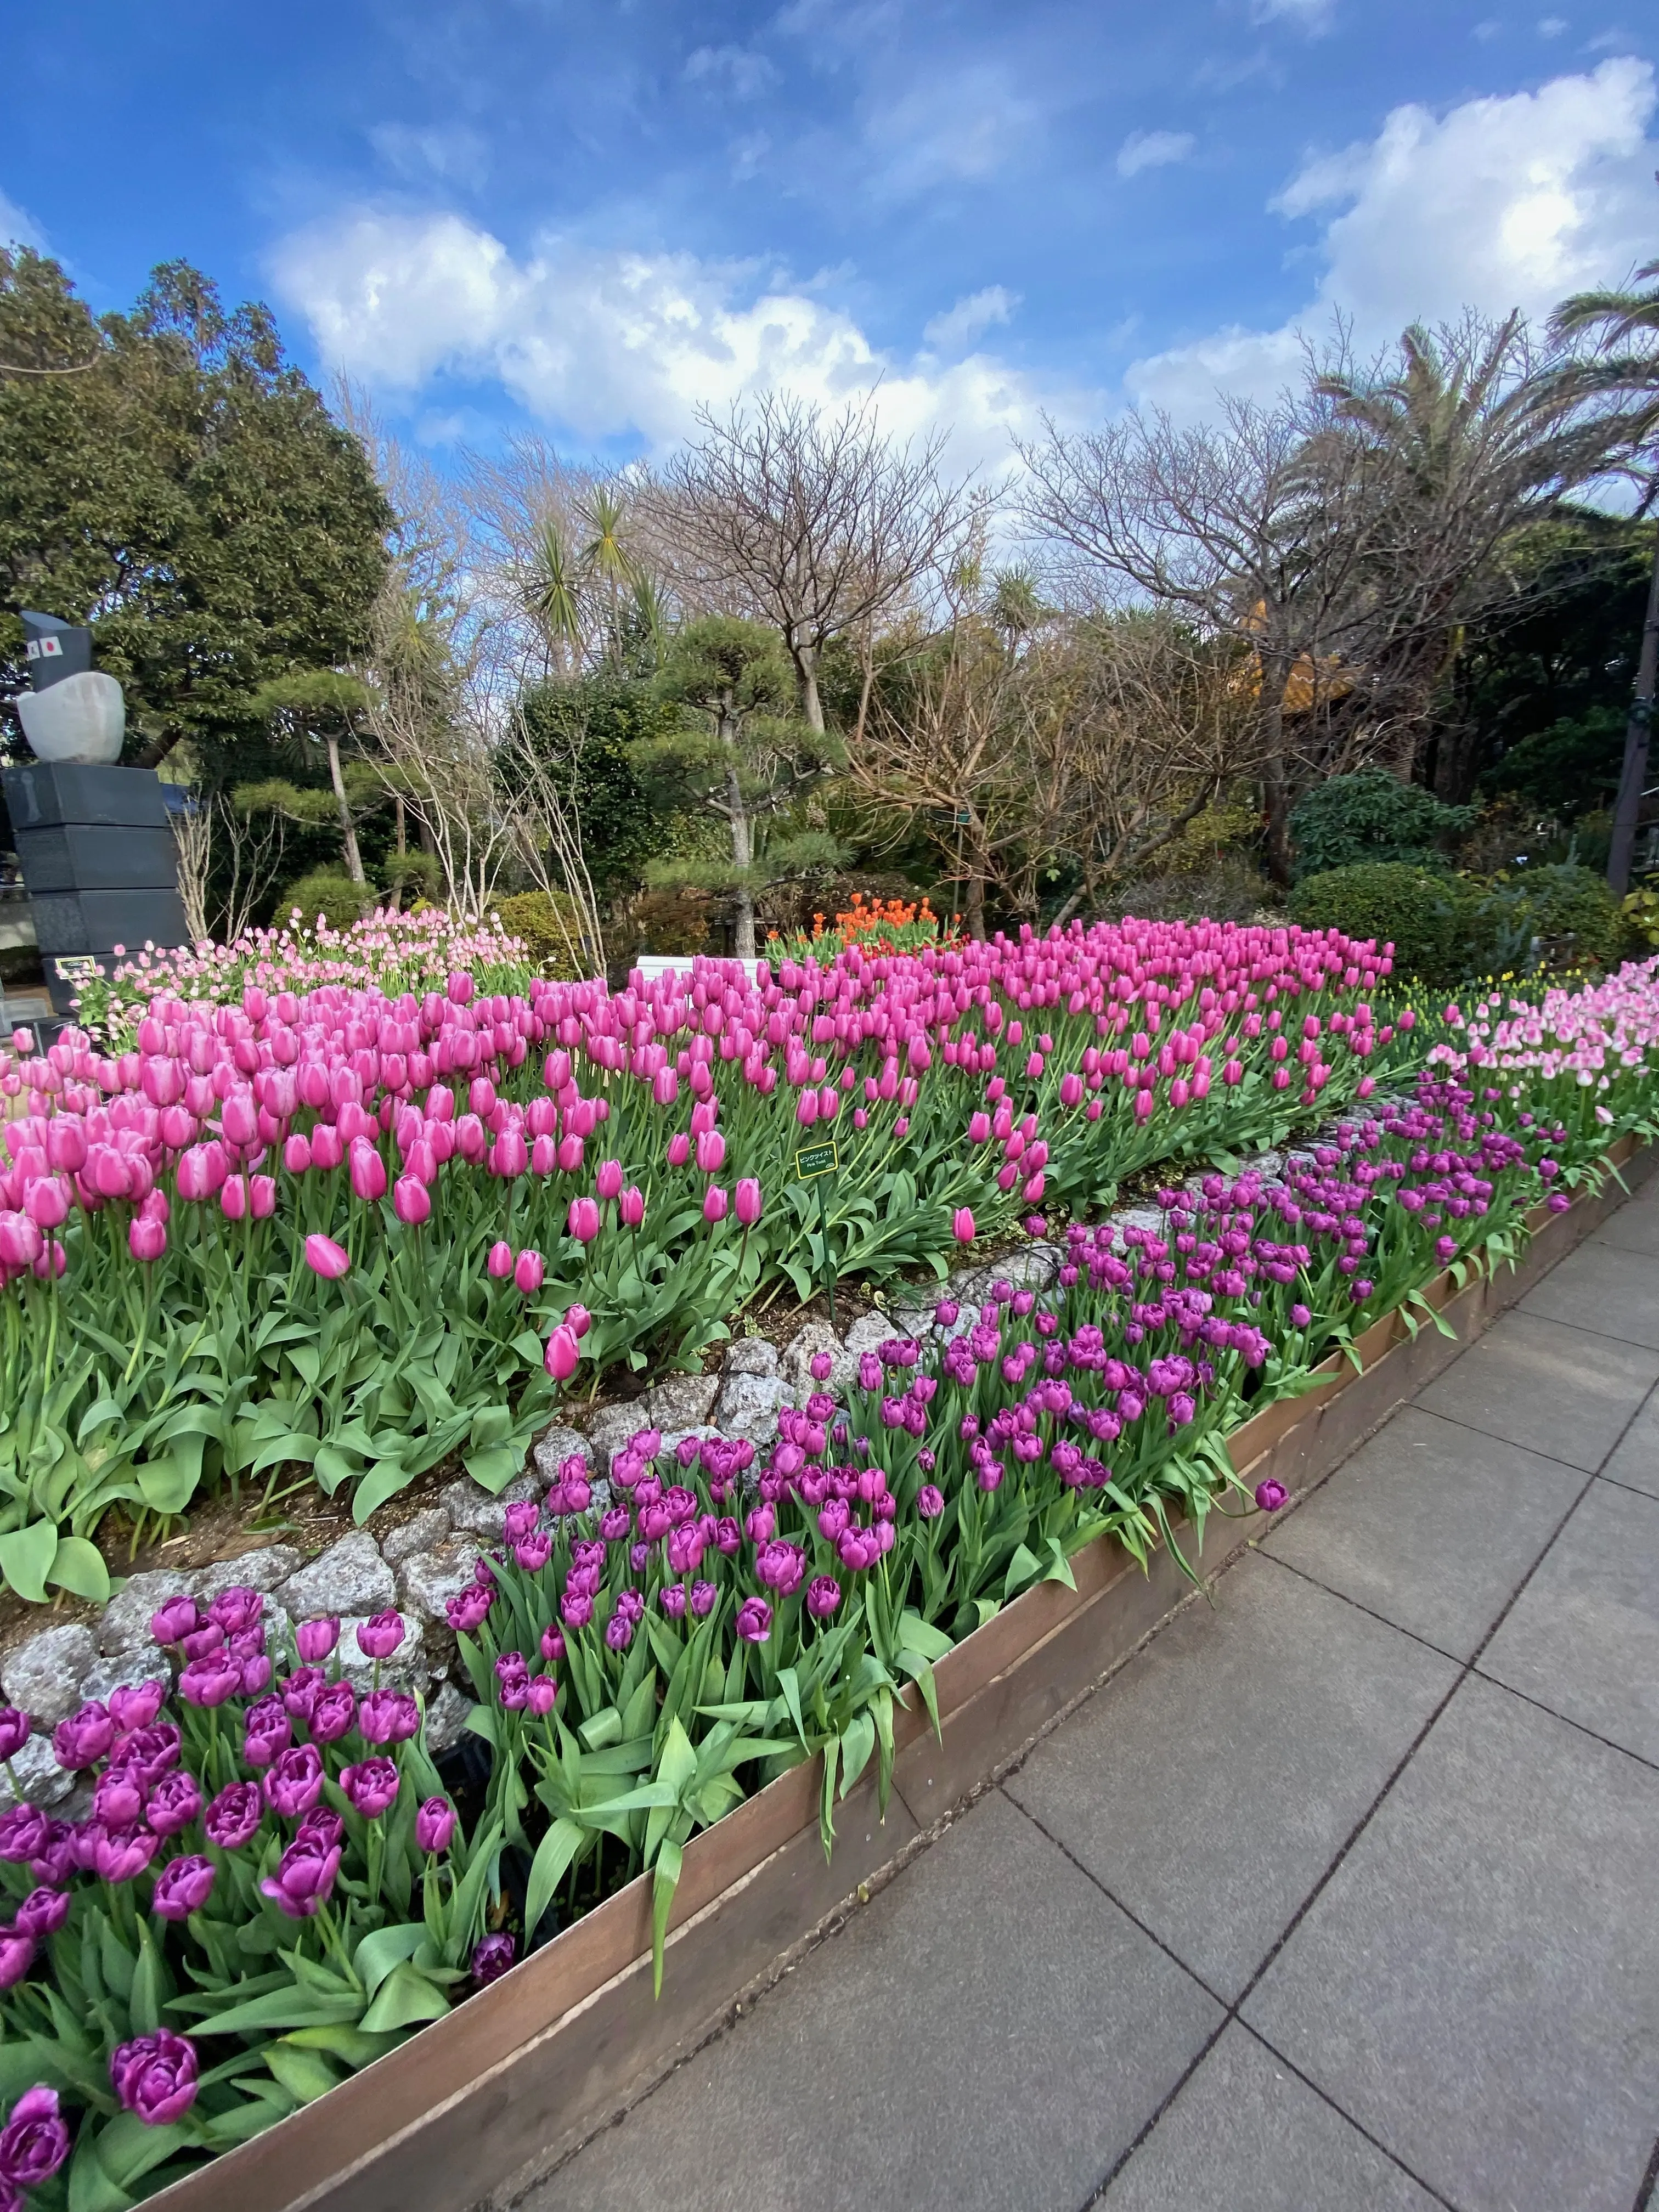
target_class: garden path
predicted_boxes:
[520,1179,1659,2212]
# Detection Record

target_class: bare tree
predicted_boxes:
[646,392,990,731]
[1019,391,1387,881]
[168,793,286,944]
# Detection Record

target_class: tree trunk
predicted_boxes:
[722,711,757,959]
[326,732,366,884]
[797,644,825,735]
[963,870,986,942]
[1607,531,1659,895]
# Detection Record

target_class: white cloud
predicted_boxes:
[270,211,1078,470]
[1251,0,1335,27]
[1130,56,1659,414]
[861,66,1041,196]
[1116,129,1197,178]
[368,123,488,189]
[0,189,47,252]
[923,285,1018,349]
[1538,15,1568,34]
[684,45,780,99]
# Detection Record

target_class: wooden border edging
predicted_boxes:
[147,1137,1656,2212]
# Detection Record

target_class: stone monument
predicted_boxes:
[3,613,188,1016]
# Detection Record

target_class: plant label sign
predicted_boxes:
[795,1139,839,1180]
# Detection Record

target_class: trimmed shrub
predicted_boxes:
[1289,771,1474,882]
[490,890,589,979]
[1288,862,1460,983]
[279,868,383,928]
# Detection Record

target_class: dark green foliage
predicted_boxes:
[1289,771,1474,882]
[280,868,383,928]
[1468,863,1630,972]
[1485,705,1627,819]
[517,674,664,899]
[1289,862,1462,983]
[0,250,390,779]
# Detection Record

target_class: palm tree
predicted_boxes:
[527,516,584,676]
[578,484,640,659]
[1550,258,1659,891]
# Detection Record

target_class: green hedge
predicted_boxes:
[1289,858,1632,986]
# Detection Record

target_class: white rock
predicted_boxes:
[397,1538,485,1626]
[713,1368,789,1444]
[780,1319,850,1401]
[381,1510,450,1568]
[0,1734,75,1810]
[194,1548,303,1605]
[639,1372,720,1431]
[584,1404,651,1474]
[276,1532,395,1623]
[422,1680,478,1758]
[1,1625,98,1728]
[441,1473,538,1543]
[79,1652,168,1708]
[98,1569,201,1657]
[332,1616,427,1695]
[840,1313,896,1361]
[722,1337,780,1378]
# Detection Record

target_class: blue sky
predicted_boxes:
[4,0,1657,469]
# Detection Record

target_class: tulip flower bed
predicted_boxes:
[0,975,1655,2209]
[0,1603,501,2212]
[0,919,1406,1599]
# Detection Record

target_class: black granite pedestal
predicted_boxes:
[2,762,188,1015]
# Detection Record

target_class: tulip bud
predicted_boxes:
[735,1177,762,1226]
[565,1302,591,1339]
[545,1325,580,1381]
[514,1248,545,1294]
[393,1173,431,1226]
[952,1207,975,1243]
[567,1197,600,1243]
[703,1184,729,1223]
[303,1234,349,1280]
[619,1184,645,1227]
[487,1239,514,1279]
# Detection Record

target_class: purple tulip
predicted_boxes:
[108,1681,166,1735]
[0,1934,35,1991]
[262,1745,325,1820]
[805,1576,842,1618]
[148,1596,200,1647]
[0,2085,70,2188]
[178,1655,241,1708]
[110,2030,200,2125]
[144,1770,203,1839]
[93,1770,145,1830]
[340,1758,400,1819]
[308,1681,357,1746]
[526,1673,558,1716]
[0,1711,31,1764]
[355,1611,406,1661]
[207,1585,263,1637]
[28,1825,74,1891]
[539,1625,566,1663]
[357,1690,419,1745]
[150,1854,216,1922]
[180,1622,224,1663]
[281,1667,327,1724]
[735,1596,772,1645]
[690,1580,717,1617]
[0,1809,49,1865]
[447,1584,495,1635]
[295,1616,341,1663]
[503,1498,540,1544]
[471,1932,517,1986]
[95,1827,161,1884]
[415,1797,456,1854]
[1254,1479,1289,1514]
[109,1723,182,1790]
[261,1833,343,1920]
[916,1484,945,1519]
[11,1888,69,1940]
[240,1697,291,1771]
[297,1807,345,1852]
[51,1702,115,1770]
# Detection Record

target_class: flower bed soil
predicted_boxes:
[133,1133,1654,2212]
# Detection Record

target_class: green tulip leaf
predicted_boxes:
[46,1536,111,1604]
[351,1922,428,2000]
[359,1961,452,2034]
[262,2044,342,2106]
[0,1520,58,1605]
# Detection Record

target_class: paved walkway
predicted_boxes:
[523,1181,1659,2212]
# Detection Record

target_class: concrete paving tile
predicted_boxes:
[522,1790,1221,2212]
[1600,1385,1659,1498]
[1519,1238,1659,1349]
[1263,1406,1579,1660]
[1415,1310,1659,1470]
[1100,2022,1441,2212]
[1594,1196,1659,1260]
[1244,1674,1659,2212]
[1004,1554,1457,2001]
[1478,1477,1659,1763]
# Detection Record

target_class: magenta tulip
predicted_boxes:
[393,1173,430,1225]
[295,1616,340,1662]
[303,1233,349,1280]
[514,1247,544,1294]
[415,1796,456,1853]
[952,1207,975,1243]
[487,1239,513,1279]
[150,1853,216,1922]
[545,1324,580,1381]
[356,1610,405,1660]
[340,1757,400,1819]
[567,1195,600,1243]
[735,1178,762,1226]
[110,2030,200,2125]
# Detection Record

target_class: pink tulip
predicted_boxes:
[703,1184,729,1223]
[492,1128,528,1177]
[514,1248,544,1294]
[348,1141,387,1204]
[595,1158,623,1200]
[284,1132,312,1173]
[487,1240,514,1279]
[952,1208,975,1243]
[619,1184,645,1227]
[24,1176,69,1228]
[667,1132,691,1167]
[393,1175,431,1225]
[735,1178,762,1226]
[220,1175,247,1221]
[568,1196,600,1243]
[249,1175,276,1218]
[129,1216,167,1262]
[544,1325,580,1381]
[695,1130,726,1172]
[310,1124,344,1172]
[303,1234,349,1280]
[565,1302,591,1339]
